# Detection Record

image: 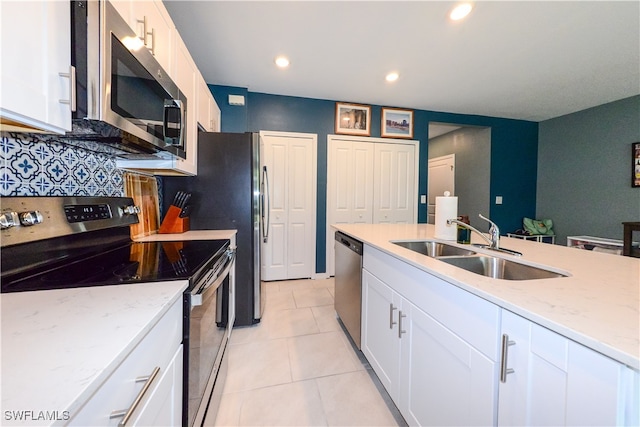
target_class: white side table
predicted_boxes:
[506,233,556,244]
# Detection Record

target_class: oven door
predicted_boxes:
[185,247,235,427]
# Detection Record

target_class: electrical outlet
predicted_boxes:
[495,196,503,205]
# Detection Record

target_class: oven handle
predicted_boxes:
[190,248,236,306]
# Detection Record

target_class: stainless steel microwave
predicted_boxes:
[68,1,186,159]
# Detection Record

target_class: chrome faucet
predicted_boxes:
[447,214,498,248]
[447,214,522,256]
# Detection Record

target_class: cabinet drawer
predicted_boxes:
[69,297,182,426]
[364,245,500,360]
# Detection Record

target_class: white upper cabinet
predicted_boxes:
[109,0,174,73]
[0,1,72,134]
[113,0,219,176]
[197,75,220,132]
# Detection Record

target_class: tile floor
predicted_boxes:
[206,278,406,427]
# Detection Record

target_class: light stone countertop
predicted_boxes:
[133,229,237,242]
[333,223,640,370]
[0,281,187,426]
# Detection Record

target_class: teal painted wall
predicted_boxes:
[210,85,539,273]
[537,95,640,244]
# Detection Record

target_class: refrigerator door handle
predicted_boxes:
[261,166,270,243]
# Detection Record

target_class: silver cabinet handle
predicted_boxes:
[149,26,155,56]
[389,303,397,329]
[58,66,76,112]
[398,310,407,338]
[500,334,516,383]
[110,366,160,426]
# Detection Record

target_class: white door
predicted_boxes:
[326,139,374,276]
[427,154,455,224]
[373,143,417,223]
[261,131,317,281]
[326,135,418,276]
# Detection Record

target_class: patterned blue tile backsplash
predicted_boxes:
[0,132,124,197]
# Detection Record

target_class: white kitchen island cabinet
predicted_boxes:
[0,1,72,133]
[499,309,639,427]
[351,225,639,427]
[363,245,499,426]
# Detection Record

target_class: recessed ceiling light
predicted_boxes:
[449,3,473,21]
[386,72,399,82]
[275,56,290,68]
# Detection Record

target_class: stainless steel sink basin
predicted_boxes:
[392,240,477,257]
[439,256,568,280]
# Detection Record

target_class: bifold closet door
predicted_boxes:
[373,143,416,224]
[261,131,317,281]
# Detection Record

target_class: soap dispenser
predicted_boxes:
[457,215,471,244]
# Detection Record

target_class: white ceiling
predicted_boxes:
[163,1,640,122]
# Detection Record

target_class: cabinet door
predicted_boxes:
[373,143,416,223]
[400,299,497,426]
[0,1,71,133]
[173,37,198,175]
[499,309,631,426]
[197,76,220,132]
[131,345,183,426]
[362,269,402,403]
[130,1,174,73]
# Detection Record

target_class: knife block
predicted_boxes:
[159,206,190,234]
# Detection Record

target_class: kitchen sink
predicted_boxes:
[439,256,568,280]
[392,240,477,257]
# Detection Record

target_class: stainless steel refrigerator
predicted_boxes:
[163,132,265,326]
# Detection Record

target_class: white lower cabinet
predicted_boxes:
[69,297,183,426]
[362,245,499,426]
[498,309,639,426]
[361,243,639,426]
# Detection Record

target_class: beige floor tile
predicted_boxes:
[229,321,269,345]
[311,304,341,333]
[236,380,327,426]
[265,289,296,312]
[287,331,360,381]
[267,306,321,339]
[316,371,400,426]
[207,390,243,427]
[311,277,335,289]
[277,278,315,292]
[223,338,292,393]
[293,287,334,308]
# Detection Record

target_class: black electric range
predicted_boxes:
[0,197,229,293]
[1,196,235,427]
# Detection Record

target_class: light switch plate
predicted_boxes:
[495,196,503,205]
[420,195,427,204]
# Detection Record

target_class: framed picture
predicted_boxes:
[381,107,414,139]
[633,142,640,188]
[335,103,371,136]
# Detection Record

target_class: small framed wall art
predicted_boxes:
[335,102,371,136]
[381,107,414,139]
[633,142,640,188]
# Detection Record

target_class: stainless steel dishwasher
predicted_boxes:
[334,231,363,349]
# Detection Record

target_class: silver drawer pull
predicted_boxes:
[389,303,397,329]
[500,334,516,383]
[398,311,407,338]
[110,366,160,426]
